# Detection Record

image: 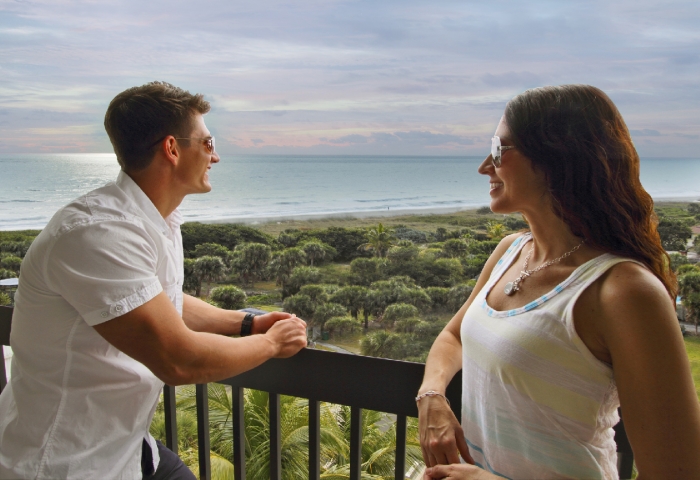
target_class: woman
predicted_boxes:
[417,85,700,479]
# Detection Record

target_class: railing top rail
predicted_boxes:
[219,347,462,418]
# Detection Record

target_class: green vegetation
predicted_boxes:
[685,337,700,401]
[150,385,422,479]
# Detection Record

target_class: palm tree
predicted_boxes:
[360,224,395,258]
[486,221,507,241]
[300,240,333,267]
[194,255,227,297]
[230,243,272,287]
[153,386,423,480]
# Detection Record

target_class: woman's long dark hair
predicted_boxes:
[504,84,676,299]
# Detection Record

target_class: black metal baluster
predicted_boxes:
[232,386,246,480]
[615,410,634,479]
[163,385,178,454]
[270,393,282,480]
[349,406,363,480]
[395,415,407,480]
[309,399,321,480]
[196,384,211,480]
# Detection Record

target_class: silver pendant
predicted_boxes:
[504,282,515,296]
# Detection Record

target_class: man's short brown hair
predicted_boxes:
[104,81,211,172]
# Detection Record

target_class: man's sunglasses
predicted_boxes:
[175,136,216,154]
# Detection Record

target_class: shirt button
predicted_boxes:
[101,311,109,318]
[115,305,123,312]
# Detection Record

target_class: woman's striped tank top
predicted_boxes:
[461,233,637,479]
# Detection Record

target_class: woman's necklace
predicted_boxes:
[504,239,585,296]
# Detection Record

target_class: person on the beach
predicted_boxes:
[417,85,700,479]
[0,81,308,479]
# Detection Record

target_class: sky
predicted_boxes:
[1,0,699,157]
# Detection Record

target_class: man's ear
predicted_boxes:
[162,136,180,167]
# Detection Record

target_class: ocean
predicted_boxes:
[1,153,700,231]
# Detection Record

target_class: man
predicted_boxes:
[0,82,308,479]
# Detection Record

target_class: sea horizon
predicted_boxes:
[1,153,699,231]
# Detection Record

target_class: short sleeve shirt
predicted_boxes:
[0,171,184,480]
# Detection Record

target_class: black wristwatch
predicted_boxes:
[240,313,255,337]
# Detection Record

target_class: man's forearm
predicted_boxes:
[182,294,245,335]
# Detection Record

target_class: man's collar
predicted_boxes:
[115,170,183,231]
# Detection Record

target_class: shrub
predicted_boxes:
[360,331,405,359]
[448,284,474,312]
[209,285,247,310]
[383,303,419,327]
[0,256,22,274]
[0,292,11,306]
[425,287,450,309]
[324,316,361,338]
[476,206,492,215]
[313,303,348,332]
[395,317,421,333]
[678,264,700,275]
[393,226,430,244]
[0,269,16,280]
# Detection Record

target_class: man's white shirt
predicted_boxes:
[0,171,184,479]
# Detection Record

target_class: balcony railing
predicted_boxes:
[0,306,634,479]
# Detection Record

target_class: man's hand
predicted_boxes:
[424,463,498,479]
[418,395,473,467]
[252,311,296,334]
[263,314,308,358]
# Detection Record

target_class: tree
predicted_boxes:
[210,285,247,310]
[194,255,227,297]
[658,218,693,251]
[396,288,432,312]
[299,240,335,267]
[677,264,700,276]
[441,239,468,258]
[230,243,272,287]
[382,303,420,328]
[312,302,347,334]
[360,223,395,258]
[679,272,700,334]
[183,259,202,296]
[324,316,361,338]
[669,253,691,273]
[297,284,329,305]
[282,294,316,320]
[270,248,307,296]
[687,203,700,216]
[330,285,367,320]
[193,243,230,260]
[350,257,386,286]
[286,266,322,297]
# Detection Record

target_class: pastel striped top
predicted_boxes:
[461,233,637,479]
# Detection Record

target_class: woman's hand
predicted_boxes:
[418,394,474,467]
[424,463,499,479]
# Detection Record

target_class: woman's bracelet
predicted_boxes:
[415,390,450,406]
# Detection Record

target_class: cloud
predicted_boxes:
[630,129,663,137]
[0,0,698,156]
